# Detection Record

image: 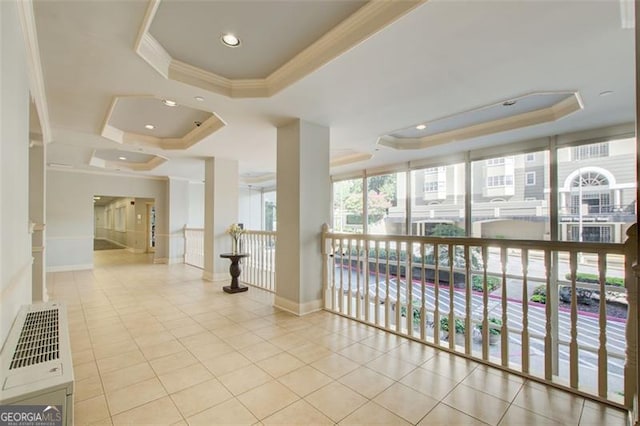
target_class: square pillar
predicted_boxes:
[203,158,239,281]
[275,119,330,315]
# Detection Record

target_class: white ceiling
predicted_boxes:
[34,0,636,185]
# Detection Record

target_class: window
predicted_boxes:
[526,153,535,162]
[525,171,536,185]
[487,175,514,187]
[367,173,404,235]
[333,178,363,234]
[424,181,442,192]
[486,158,505,166]
[263,191,276,231]
[572,142,609,160]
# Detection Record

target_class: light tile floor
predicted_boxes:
[49,250,628,425]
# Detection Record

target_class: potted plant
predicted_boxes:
[440,316,465,345]
[476,317,502,345]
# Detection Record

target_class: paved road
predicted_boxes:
[333,266,626,392]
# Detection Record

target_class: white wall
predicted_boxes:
[1,0,32,344]
[47,171,167,270]
[188,182,204,228]
[238,187,262,230]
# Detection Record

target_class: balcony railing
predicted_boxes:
[184,227,204,269]
[242,230,276,292]
[183,228,276,292]
[321,223,638,410]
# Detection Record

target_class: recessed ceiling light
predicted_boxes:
[118,156,127,161]
[416,124,427,130]
[502,100,517,106]
[162,99,177,107]
[221,33,241,48]
[144,124,155,130]
[194,96,205,102]
[599,90,613,97]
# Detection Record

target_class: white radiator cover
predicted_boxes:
[0,302,74,425]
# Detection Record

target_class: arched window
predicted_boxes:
[571,171,609,187]
[570,171,611,214]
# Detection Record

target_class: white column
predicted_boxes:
[167,177,189,263]
[203,158,239,281]
[275,119,330,315]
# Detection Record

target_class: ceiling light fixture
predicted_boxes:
[194,96,204,102]
[502,100,517,106]
[144,124,155,130]
[118,156,127,160]
[162,99,177,107]
[221,33,241,48]
[416,124,427,130]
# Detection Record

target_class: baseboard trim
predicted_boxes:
[153,257,168,264]
[126,247,146,254]
[202,271,228,282]
[46,264,93,272]
[274,296,323,316]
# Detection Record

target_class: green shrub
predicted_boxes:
[440,316,465,334]
[564,272,624,288]
[471,275,501,292]
[400,301,422,325]
[477,317,502,336]
[530,285,546,304]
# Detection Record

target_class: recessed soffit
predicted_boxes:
[135,0,426,98]
[90,149,168,172]
[378,92,584,150]
[101,96,225,150]
[331,149,372,167]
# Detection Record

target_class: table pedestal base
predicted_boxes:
[223,284,248,294]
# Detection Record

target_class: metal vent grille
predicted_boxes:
[9,309,60,369]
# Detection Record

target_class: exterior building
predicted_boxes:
[385,138,635,243]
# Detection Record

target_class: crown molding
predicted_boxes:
[379,92,584,150]
[101,95,226,150]
[330,152,372,167]
[17,0,52,143]
[136,0,426,98]
[47,165,168,181]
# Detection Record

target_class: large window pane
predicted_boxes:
[263,190,276,231]
[333,178,364,233]
[557,138,636,243]
[410,163,465,236]
[471,151,550,239]
[369,172,405,235]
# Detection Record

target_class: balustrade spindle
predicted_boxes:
[448,244,455,351]
[598,253,608,397]
[569,251,579,389]
[481,246,489,361]
[420,242,426,341]
[501,247,509,366]
[521,249,530,373]
[434,244,440,346]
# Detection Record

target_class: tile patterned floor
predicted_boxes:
[48,250,628,425]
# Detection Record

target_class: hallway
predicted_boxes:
[48,252,627,425]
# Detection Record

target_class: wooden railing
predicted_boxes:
[183,228,276,292]
[184,227,204,269]
[322,223,637,409]
[242,230,276,292]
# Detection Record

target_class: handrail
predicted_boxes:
[322,224,634,409]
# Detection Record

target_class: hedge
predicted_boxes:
[471,275,501,293]
[564,272,624,288]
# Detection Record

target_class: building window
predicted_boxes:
[526,153,535,162]
[487,175,514,187]
[486,158,506,166]
[525,171,536,186]
[572,142,609,160]
[424,181,441,192]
